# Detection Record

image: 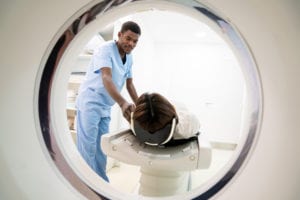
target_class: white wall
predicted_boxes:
[151,42,244,143]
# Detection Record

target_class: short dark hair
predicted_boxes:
[120,21,141,35]
[133,93,178,133]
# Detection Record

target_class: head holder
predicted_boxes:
[130,112,176,146]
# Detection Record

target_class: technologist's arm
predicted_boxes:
[101,67,134,121]
[126,78,138,104]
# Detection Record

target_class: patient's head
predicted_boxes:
[132,92,178,133]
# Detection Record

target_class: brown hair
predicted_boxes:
[133,93,178,133]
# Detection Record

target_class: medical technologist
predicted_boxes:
[75,21,141,181]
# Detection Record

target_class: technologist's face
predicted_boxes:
[118,30,140,54]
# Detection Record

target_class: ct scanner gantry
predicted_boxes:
[1,0,300,199]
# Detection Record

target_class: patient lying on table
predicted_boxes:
[130,92,200,146]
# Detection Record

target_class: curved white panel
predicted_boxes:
[0,0,299,200]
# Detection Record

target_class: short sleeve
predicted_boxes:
[92,46,112,73]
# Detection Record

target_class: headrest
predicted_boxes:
[130,112,176,146]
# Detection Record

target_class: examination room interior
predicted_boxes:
[1,0,300,199]
[66,10,244,194]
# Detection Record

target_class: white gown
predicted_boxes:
[171,101,201,140]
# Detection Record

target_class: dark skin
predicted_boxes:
[101,29,139,121]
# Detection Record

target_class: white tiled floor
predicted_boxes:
[106,148,234,195]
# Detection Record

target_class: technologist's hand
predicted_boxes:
[121,102,136,122]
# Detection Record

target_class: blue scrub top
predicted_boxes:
[76,40,133,117]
